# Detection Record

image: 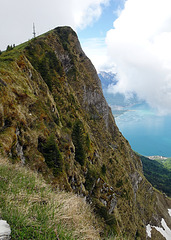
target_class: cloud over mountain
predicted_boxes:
[0,0,109,50]
[106,0,171,115]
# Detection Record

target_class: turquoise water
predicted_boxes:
[114,103,171,157]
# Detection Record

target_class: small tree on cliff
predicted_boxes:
[72,120,86,166]
[42,134,63,176]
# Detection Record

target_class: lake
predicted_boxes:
[103,91,171,157]
[115,103,171,157]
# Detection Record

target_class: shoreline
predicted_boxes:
[147,156,169,160]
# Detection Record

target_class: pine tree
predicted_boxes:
[72,120,86,166]
[42,134,63,176]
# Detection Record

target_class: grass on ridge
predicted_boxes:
[0,157,100,240]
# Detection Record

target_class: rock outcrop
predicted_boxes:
[0,220,11,240]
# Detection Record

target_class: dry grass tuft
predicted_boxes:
[53,192,100,239]
[0,155,100,239]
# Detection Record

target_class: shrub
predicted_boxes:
[72,120,85,166]
[116,179,123,188]
[40,134,63,176]
[6,45,13,51]
[85,168,99,191]
[85,133,91,151]
[101,164,106,175]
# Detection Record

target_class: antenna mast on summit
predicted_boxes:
[33,23,36,38]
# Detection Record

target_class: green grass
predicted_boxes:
[0,47,22,61]
[140,155,171,197]
[0,163,73,239]
[155,157,171,170]
[0,158,100,240]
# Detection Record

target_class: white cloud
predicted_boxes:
[81,37,113,72]
[72,0,110,29]
[0,0,109,50]
[106,0,171,115]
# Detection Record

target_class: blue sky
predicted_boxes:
[75,0,124,73]
[77,0,125,71]
[78,0,124,40]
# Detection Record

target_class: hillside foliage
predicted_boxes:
[140,155,171,197]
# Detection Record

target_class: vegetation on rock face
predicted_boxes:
[25,41,63,91]
[0,26,171,240]
[39,134,63,176]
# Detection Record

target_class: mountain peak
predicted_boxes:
[0,26,170,239]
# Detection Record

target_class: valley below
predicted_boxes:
[99,71,171,157]
[99,72,171,196]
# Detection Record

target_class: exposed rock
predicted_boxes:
[16,127,25,164]
[109,194,117,214]
[90,178,117,214]
[130,171,143,198]
[83,87,110,129]
[0,220,11,240]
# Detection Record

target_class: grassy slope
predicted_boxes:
[155,157,171,170]
[0,156,100,240]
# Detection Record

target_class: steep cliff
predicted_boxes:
[0,26,170,239]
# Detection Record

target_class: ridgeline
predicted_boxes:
[0,26,170,239]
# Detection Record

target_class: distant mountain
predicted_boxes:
[98,71,117,89]
[98,71,144,116]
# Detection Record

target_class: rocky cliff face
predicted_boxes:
[0,26,170,239]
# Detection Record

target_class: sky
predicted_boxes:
[1,0,171,115]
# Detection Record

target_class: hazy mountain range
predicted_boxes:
[98,71,144,116]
